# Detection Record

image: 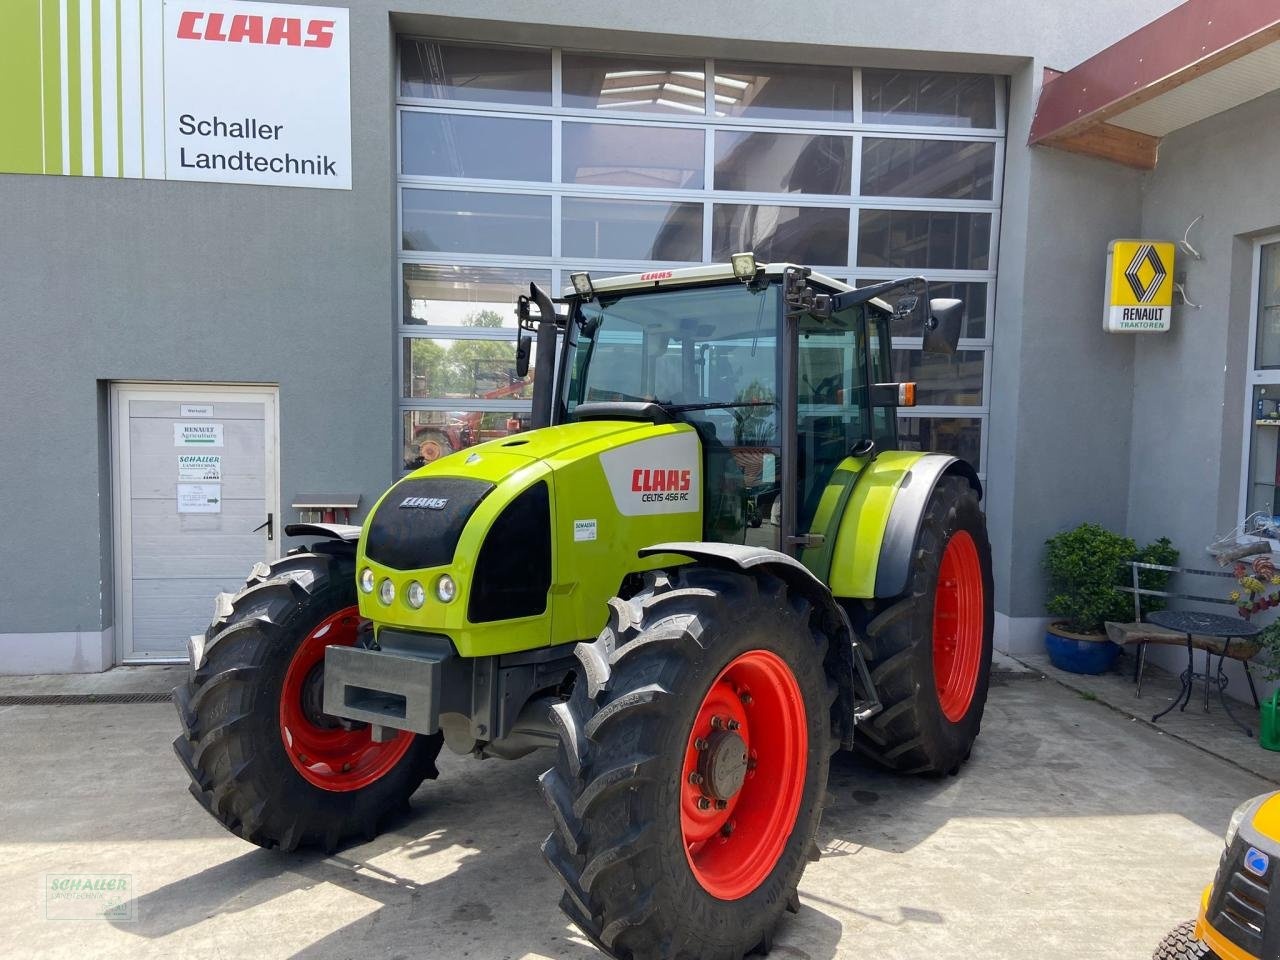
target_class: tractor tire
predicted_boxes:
[1152,920,1214,959]
[171,545,443,852]
[540,566,835,960]
[853,475,994,775]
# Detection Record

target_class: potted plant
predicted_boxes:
[1043,523,1177,674]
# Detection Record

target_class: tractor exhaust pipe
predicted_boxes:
[529,284,560,430]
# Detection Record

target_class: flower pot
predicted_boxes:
[1044,623,1121,675]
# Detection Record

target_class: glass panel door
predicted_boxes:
[1246,384,1280,518]
[1241,238,1280,521]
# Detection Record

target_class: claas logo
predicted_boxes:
[631,469,692,493]
[176,11,335,48]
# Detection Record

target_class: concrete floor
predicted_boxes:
[1016,651,1280,785]
[0,676,1268,960]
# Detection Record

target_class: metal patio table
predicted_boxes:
[1146,609,1262,736]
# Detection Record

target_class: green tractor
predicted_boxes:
[173,257,993,960]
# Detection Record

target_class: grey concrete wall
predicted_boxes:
[0,1,398,636]
[1131,87,1280,553]
[1127,87,1280,692]
[0,0,1184,651]
[996,150,1144,620]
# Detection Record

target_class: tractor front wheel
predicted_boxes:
[1152,920,1214,960]
[853,475,994,775]
[172,546,443,852]
[540,566,834,960]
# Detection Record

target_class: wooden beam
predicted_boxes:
[1040,123,1160,170]
[1029,0,1280,145]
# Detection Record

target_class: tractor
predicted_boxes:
[172,257,994,960]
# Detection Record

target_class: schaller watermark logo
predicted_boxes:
[44,874,136,921]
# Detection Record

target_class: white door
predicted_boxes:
[111,383,279,662]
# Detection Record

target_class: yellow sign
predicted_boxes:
[1104,240,1175,332]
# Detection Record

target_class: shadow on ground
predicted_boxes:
[63,678,1266,959]
[110,751,842,960]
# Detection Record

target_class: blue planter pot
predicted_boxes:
[1045,628,1120,675]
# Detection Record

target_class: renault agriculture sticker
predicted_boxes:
[1104,240,1175,333]
[1245,846,1270,877]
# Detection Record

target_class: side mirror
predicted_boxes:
[515,334,532,378]
[923,298,964,355]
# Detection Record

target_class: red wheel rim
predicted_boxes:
[932,530,985,723]
[279,606,413,792]
[419,439,445,463]
[680,649,807,900]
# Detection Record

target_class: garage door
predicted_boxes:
[394,40,1004,485]
[111,383,279,662]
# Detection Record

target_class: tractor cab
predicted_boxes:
[541,258,962,560]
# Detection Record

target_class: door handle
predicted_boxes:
[253,513,274,541]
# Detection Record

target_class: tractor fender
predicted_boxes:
[873,455,982,598]
[637,541,875,747]
[637,542,855,650]
[283,522,362,542]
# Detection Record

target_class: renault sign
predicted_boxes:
[1104,240,1175,332]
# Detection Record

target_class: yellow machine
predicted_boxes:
[1157,791,1279,959]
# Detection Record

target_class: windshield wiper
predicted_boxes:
[658,400,775,414]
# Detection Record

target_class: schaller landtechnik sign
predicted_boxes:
[1,1,351,189]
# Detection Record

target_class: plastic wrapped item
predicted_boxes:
[1207,511,1280,565]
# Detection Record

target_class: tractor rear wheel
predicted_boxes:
[540,566,834,960]
[172,545,442,852]
[417,430,454,464]
[853,475,993,775]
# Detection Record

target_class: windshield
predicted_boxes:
[569,282,780,442]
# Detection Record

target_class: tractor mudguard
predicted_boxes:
[283,522,362,542]
[639,541,882,745]
[873,455,982,599]
[639,541,852,643]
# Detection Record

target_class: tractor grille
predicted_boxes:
[469,481,551,623]
[365,477,494,571]
[1206,836,1273,957]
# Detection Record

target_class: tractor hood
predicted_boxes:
[356,418,705,656]
[409,419,659,482]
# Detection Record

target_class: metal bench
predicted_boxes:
[1108,561,1262,735]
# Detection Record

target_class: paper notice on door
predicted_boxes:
[178,455,221,481]
[177,483,222,513]
[174,423,223,447]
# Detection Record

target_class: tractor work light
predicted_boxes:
[570,272,595,300]
[731,252,756,281]
[359,568,375,594]
[436,574,457,604]
[405,581,425,609]
[378,578,395,606]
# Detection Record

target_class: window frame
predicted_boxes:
[395,40,1007,478]
[1238,234,1280,519]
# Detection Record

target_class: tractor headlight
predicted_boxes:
[378,578,395,606]
[731,251,757,281]
[405,581,425,609]
[359,568,375,594]
[1226,796,1263,847]
[436,574,456,604]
